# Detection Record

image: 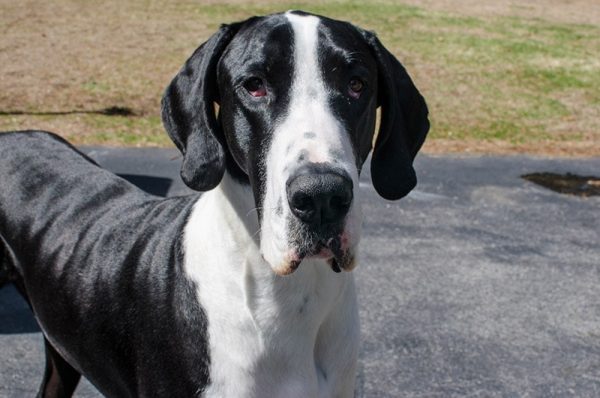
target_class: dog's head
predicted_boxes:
[162,11,429,275]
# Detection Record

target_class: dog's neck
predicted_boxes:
[212,171,261,246]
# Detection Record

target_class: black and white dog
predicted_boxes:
[0,11,428,397]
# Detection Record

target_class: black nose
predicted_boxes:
[286,170,353,227]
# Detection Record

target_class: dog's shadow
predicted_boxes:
[0,284,40,334]
[117,174,173,197]
[0,174,173,334]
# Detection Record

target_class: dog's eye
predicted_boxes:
[348,78,364,99]
[244,77,267,97]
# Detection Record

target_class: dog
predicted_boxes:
[0,10,428,397]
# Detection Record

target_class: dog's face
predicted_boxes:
[218,13,377,275]
[162,11,429,275]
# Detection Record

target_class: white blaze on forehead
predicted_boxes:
[283,12,348,162]
[286,12,323,99]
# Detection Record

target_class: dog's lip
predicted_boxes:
[314,247,334,259]
[269,234,355,276]
[297,239,336,261]
[327,257,342,273]
[294,237,354,273]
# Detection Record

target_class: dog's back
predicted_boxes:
[0,131,211,395]
[0,130,151,286]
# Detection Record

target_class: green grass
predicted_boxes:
[82,81,112,94]
[393,9,600,146]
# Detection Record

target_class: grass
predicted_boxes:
[406,11,600,147]
[0,0,599,155]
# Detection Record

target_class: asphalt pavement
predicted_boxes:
[1,148,599,397]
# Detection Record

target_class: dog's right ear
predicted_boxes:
[161,23,242,191]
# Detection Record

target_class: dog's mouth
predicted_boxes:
[275,235,356,276]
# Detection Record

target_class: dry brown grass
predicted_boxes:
[0,1,218,146]
[1,1,214,114]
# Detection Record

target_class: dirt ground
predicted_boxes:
[1,0,599,156]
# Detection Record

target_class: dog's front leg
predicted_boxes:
[37,338,81,398]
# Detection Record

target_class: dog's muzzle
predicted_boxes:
[285,165,354,273]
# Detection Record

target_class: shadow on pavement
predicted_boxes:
[117,174,172,197]
[0,284,40,334]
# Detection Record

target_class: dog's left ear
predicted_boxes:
[161,23,244,191]
[362,31,430,200]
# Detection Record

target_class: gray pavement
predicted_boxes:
[1,149,599,397]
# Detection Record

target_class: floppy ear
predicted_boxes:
[362,32,430,200]
[161,23,242,191]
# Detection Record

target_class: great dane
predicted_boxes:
[0,10,428,397]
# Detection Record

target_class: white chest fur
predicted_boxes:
[183,174,360,398]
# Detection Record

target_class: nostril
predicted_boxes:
[291,192,311,210]
[290,192,316,220]
[323,188,352,224]
[329,193,352,212]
